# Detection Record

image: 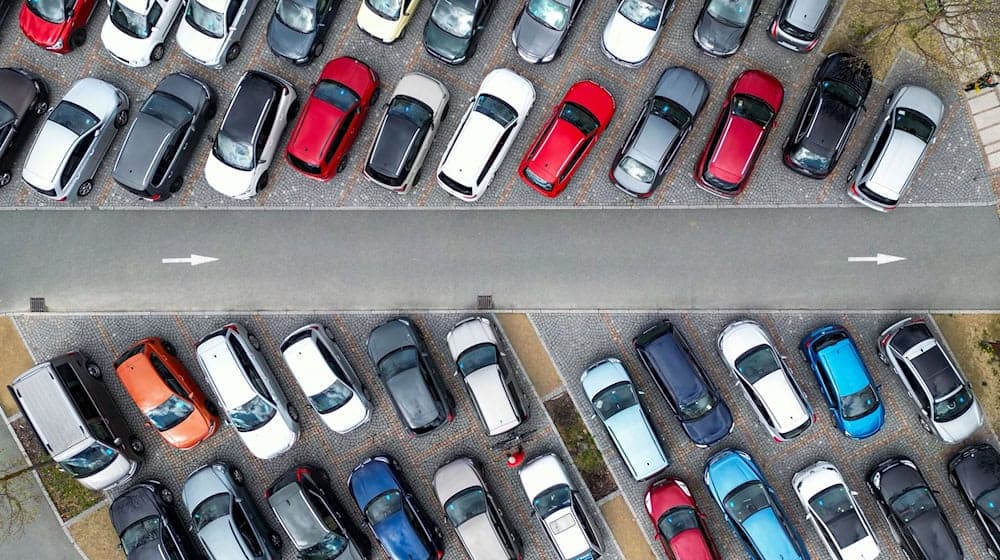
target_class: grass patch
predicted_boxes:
[544,393,617,500]
[68,505,123,560]
[933,314,1000,435]
[11,418,100,521]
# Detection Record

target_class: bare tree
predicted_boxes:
[0,458,52,538]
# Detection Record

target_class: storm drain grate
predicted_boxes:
[29,298,46,313]
[477,295,494,310]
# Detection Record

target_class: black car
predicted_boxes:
[693,0,761,57]
[949,443,1000,557]
[0,67,48,188]
[110,480,197,560]
[783,53,872,178]
[867,456,963,560]
[423,0,495,65]
[633,319,734,447]
[112,73,215,201]
[267,0,342,65]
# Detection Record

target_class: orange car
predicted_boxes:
[114,337,218,449]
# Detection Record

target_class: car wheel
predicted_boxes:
[69,28,86,50]
[845,166,856,184]
[128,436,145,455]
[204,400,219,416]
[286,100,300,121]
[248,334,261,351]
[336,157,349,173]
[158,486,174,504]
[948,471,959,488]
[205,100,217,120]
[225,42,241,63]
[77,180,94,197]
[150,43,165,62]
[369,87,380,106]
[230,466,245,485]
[314,468,330,487]
[287,404,299,423]
[268,531,283,551]
[86,362,102,379]
[114,110,129,129]
[169,176,183,194]
[310,41,324,60]
[411,169,422,187]
[877,351,889,365]
[255,171,269,194]
[0,171,11,187]
[32,100,48,115]
[440,102,450,121]
[323,326,335,340]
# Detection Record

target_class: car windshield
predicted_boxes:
[976,487,1000,520]
[378,347,418,380]
[309,380,354,413]
[791,145,831,171]
[110,1,154,39]
[214,131,255,171]
[365,490,403,525]
[457,343,498,376]
[314,80,360,112]
[25,0,66,23]
[432,0,476,37]
[49,102,99,136]
[841,385,879,420]
[146,395,195,431]
[707,0,754,27]
[560,102,599,135]
[228,395,277,431]
[619,0,661,30]
[388,96,433,127]
[890,487,936,522]
[592,381,638,421]
[820,80,862,108]
[732,94,774,127]
[678,391,716,420]
[445,487,487,526]
[120,516,161,555]
[276,0,316,33]
[619,156,655,183]
[141,92,193,129]
[651,96,693,129]
[365,0,401,20]
[186,0,225,39]
[533,484,571,519]
[657,506,700,540]
[59,441,119,478]
[893,108,935,143]
[934,385,974,423]
[474,94,517,127]
[527,0,569,30]
[724,482,770,524]
[301,532,347,560]
[734,345,780,384]
[808,485,867,548]
[192,493,231,530]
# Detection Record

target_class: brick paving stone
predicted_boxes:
[968,90,1000,115]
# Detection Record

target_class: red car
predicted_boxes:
[286,57,380,181]
[645,478,720,560]
[520,80,615,198]
[19,0,97,53]
[694,70,783,198]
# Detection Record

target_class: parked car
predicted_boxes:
[847,85,943,211]
[520,80,614,198]
[445,316,528,437]
[364,72,449,192]
[644,478,720,560]
[948,443,1000,557]
[177,0,261,68]
[432,457,523,560]
[267,0,341,64]
[581,358,669,480]
[511,0,584,64]
[792,461,880,560]
[196,322,300,459]
[437,68,534,201]
[280,323,372,434]
[110,480,198,560]
[769,0,832,52]
[114,336,219,449]
[610,66,708,198]
[366,317,454,435]
[356,0,422,43]
[878,316,983,442]
[717,320,813,441]
[22,77,129,201]
[285,56,379,181]
[423,0,495,64]
[348,455,445,560]
[183,462,281,560]
[800,324,884,439]
[112,72,216,201]
[0,68,48,188]
[601,0,672,67]
[206,71,297,199]
[633,319,733,446]
[518,453,604,560]
[783,53,872,178]
[693,0,760,57]
[266,465,370,560]
[695,70,783,198]
[704,448,809,560]
[19,0,96,52]
[867,456,963,560]
[101,0,185,66]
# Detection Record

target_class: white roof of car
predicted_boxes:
[753,370,810,432]
[197,336,256,409]
[440,111,506,188]
[865,132,926,201]
[518,453,569,501]
[465,365,520,435]
[22,124,78,188]
[282,337,339,395]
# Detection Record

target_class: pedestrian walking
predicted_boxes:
[965,71,999,92]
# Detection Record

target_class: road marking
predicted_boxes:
[848,253,907,265]
[161,254,218,266]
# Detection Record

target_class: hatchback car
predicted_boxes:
[22,77,129,201]
[718,320,813,441]
[19,0,96,52]
[206,71,297,199]
[611,66,708,198]
[644,478,720,560]
[111,480,198,560]
[867,456,963,560]
[267,0,341,64]
[695,70,783,198]
[601,0,672,67]
[800,324,884,439]
[948,443,1000,557]
[113,72,216,201]
[101,0,184,67]
[792,461,880,560]
[423,0,495,64]
[769,0,832,52]
[0,68,48,188]
[693,0,760,57]
[286,57,379,181]
[511,0,583,64]
[437,68,535,201]
[177,0,260,67]
[847,85,943,212]
[783,53,872,178]
[582,358,668,480]
[518,453,603,560]
[364,72,449,192]
[357,0,422,43]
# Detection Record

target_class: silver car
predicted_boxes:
[769,0,832,52]
[511,0,585,64]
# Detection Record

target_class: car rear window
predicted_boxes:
[893,108,935,143]
[732,95,774,128]
[314,81,360,112]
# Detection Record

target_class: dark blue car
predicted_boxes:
[348,456,444,560]
[800,324,885,439]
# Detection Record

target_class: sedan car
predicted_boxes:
[357,0,422,43]
[206,71,297,199]
[22,77,129,201]
[366,318,454,435]
[432,457,522,560]
[0,68,48,188]
[101,0,184,67]
[183,462,281,560]
[19,0,96,52]
[581,358,668,480]
[112,72,215,201]
[601,0,672,67]
[611,66,708,198]
[511,0,584,64]
[437,68,534,201]
[267,0,341,64]
[349,456,444,560]
[948,443,1000,557]
[519,80,615,198]
[518,453,603,560]
[285,56,379,181]
[717,320,813,441]
[364,72,449,192]
[176,0,260,68]
[704,448,809,560]
[792,461,880,560]
[644,478,720,560]
[693,0,760,57]
[868,456,963,560]
[769,0,832,52]
[423,0,495,64]
[111,480,198,560]
[695,70,783,198]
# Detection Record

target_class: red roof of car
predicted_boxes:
[646,480,718,560]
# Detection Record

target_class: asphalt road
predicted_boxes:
[0,206,997,312]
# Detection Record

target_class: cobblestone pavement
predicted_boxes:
[0,1,993,209]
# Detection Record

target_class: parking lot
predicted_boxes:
[0,0,994,209]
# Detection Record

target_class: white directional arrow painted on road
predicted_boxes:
[848,253,906,265]
[161,254,219,266]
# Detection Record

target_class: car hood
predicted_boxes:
[657,67,709,116]
[513,14,562,61]
[100,20,152,63]
[424,20,470,62]
[367,321,416,362]
[204,153,255,198]
[953,446,1000,499]
[843,405,884,439]
[395,73,448,110]
[19,8,69,46]
[695,13,742,55]
[706,450,758,500]
[159,408,214,449]
[742,509,804,559]
[934,400,983,443]
[456,513,508,560]
[267,16,315,61]
[898,85,945,124]
[682,399,733,446]
[78,452,136,490]
[110,486,160,532]
[176,21,224,65]
[602,13,657,63]
[374,509,431,560]
[385,367,440,429]
[909,511,963,560]
[237,411,296,459]
[157,73,211,110]
[752,370,809,432]
[605,406,668,478]
[23,123,78,188]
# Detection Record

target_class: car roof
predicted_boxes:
[270,482,330,550]
[638,329,708,403]
[865,129,926,200]
[115,116,177,188]
[282,336,340,394]
[784,0,831,33]
[525,111,588,183]
[196,336,256,407]
[816,338,871,395]
[742,508,805,560]
[441,110,507,187]
[10,361,89,455]
[116,351,178,410]
[221,75,279,143]
[465,365,520,433]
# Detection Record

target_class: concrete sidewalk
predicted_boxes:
[967,87,1000,170]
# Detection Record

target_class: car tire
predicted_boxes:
[86,362,102,379]
[287,100,300,121]
[310,41,324,60]
[158,486,174,504]
[129,436,145,455]
[369,87,380,106]
[77,180,94,198]
[846,166,856,184]
[268,532,283,551]
[441,102,449,121]
[114,109,129,129]
[0,171,11,188]
[314,468,330,488]
[948,471,959,488]
[162,339,177,355]
[323,326,335,340]
[69,28,86,50]
[225,42,241,63]
[205,101,217,121]
[287,404,299,423]
[230,466,245,485]
[336,157,349,173]
[169,176,183,194]
[32,100,48,115]
[205,400,219,416]
[150,44,165,62]
[255,171,269,194]
[248,334,261,351]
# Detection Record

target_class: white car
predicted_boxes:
[101,0,185,67]
[437,68,535,201]
[792,461,881,560]
[280,324,372,434]
[717,320,814,441]
[518,453,603,560]
[196,322,300,459]
[356,0,422,43]
[601,0,671,67]
[176,0,260,68]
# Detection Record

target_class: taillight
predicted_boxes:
[806,38,819,50]
[56,196,67,202]
[770,20,778,37]
[773,436,782,443]
[150,194,161,201]
[295,467,310,482]
[436,551,443,560]
[224,324,238,333]
[879,332,892,347]
[264,488,271,499]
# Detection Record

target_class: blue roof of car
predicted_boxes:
[349,458,397,507]
[705,449,761,502]
[816,338,871,396]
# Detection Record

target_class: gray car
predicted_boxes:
[0,68,48,188]
[769,0,832,52]
[610,67,708,198]
[511,0,586,64]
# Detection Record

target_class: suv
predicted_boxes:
[8,352,143,490]
[519,453,603,560]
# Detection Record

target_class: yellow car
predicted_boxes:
[357,0,423,43]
